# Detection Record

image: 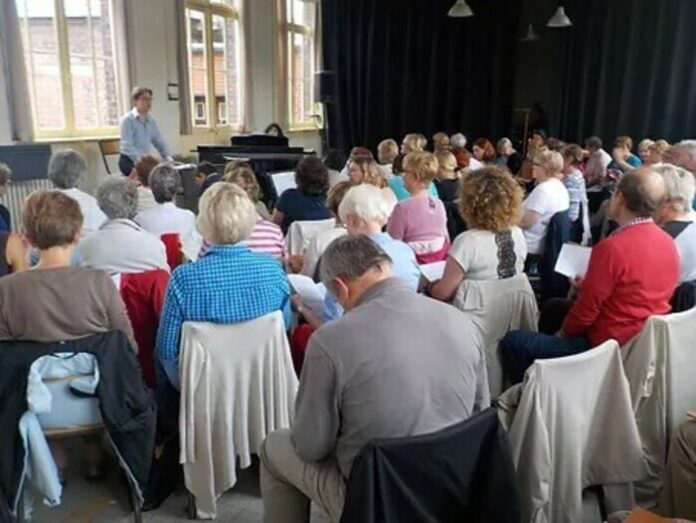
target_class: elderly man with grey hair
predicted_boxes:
[48,149,107,236]
[260,235,489,523]
[667,140,696,174]
[0,162,12,231]
[134,162,201,260]
[80,177,168,274]
[654,163,696,282]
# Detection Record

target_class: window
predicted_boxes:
[185,0,242,131]
[285,0,319,130]
[16,0,124,138]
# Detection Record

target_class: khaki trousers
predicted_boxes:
[259,429,346,523]
[659,419,696,520]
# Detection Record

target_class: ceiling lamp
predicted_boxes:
[520,24,540,42]
[448,0,474,18]
[547,6,572,27]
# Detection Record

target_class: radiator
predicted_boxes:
[4,179,54,233]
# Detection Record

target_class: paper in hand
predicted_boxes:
[554,243,592,278]
[419,261,446,283]
[288,274,327,317]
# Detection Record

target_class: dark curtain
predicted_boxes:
[322,0,522,153]
[553,0,696,143]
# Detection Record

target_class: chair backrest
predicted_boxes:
[285,218,336,256]
[504,340,644,523]
[453,274,539,398]
[621,307,696,505]
[340,408,521,523]
[541,210,572,300]
[98,139,121,174]
[178,311,298,518]
[119,270,170,389]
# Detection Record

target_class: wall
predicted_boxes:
[0,0,321,193]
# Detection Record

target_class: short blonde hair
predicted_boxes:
[222,165,261,202]
[197,182,256,245]
[404,151,438,185]
[436,150,458,172]
[650,139,670,156]
[654,164,695,213]
[534,149,564,177]
[338,184,391,226]
[403,133,426,153]
[433,132,450,150]
[377,139,399,163]
[615,136,634,150]
[459,167,523,233]
[352,156,386,188]
[638,139,655,152]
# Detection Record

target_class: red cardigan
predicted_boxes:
[563,222,679,347]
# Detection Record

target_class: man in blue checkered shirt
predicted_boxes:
[156,183,291,389]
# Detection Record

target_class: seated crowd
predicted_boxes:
[3,130,696,521]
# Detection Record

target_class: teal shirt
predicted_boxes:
[608,153,642,173]
[388,176,439,201]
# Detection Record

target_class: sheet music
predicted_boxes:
[419,261,446,283]
[554,243,592,278]
[272,171,297,197]
[288,274,326,317]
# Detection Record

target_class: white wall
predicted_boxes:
[0,0,321,192]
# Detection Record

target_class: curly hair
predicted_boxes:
[295,156,329,196]
[458,166,523,233]
[352,156,386,188]
[223,165,262,202]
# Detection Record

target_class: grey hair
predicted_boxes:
[48,149,87,189]
[450,133,467,149]
[0,163,11,186]
[96,176,138,220]
[674,140,696,160]
[654,163,695,213]
[338,184,391,226]
[149,163,180,203]
[320,235,392,288]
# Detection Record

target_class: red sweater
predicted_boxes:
[563,222,679,347]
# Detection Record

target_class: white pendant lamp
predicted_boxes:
[520,24,540,42]
[448,0,474,18]
[547,6,572,27]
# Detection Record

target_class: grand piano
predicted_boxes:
[197,135,316,208]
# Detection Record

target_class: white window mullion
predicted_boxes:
[54,0,76,134]
[86,1,102,128]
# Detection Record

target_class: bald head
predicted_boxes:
[616,167,666,218]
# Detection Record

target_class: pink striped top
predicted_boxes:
[200,219,287,260]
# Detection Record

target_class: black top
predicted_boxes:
[663,220,692,239]
[434,178,459,202]
[0,233,9,278]
[0,204,10,232]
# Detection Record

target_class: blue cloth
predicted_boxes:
[275,188,331,234]
[370,232,420,291]
[608,153,642,173]
[501,330,590,385]
[0,204,10,232]
[119,108,172,161]
[388,177,439,202]
[156,244,291,388]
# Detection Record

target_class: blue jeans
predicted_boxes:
[501,330,590,385]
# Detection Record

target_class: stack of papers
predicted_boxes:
[288,274,326,317]
[554,243,592,278]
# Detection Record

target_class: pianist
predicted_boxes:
[119,86,173,175]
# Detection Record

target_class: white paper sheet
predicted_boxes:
[272,171,297,197]
[554,243,592,278]
[419,261,446,283]
[288,274,326,316]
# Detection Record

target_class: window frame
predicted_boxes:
[18,0,125,140]
[284,0,320,132]
[185,0,243,133]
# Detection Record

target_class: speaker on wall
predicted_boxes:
[314,70,335,104]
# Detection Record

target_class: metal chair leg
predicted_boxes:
[130,483,142,523]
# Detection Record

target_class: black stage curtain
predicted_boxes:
[322,0,522,153]
[553,0,696,143]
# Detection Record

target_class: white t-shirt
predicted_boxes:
[449,227,527,280]
[675,222,696,283]
[134,201,202,261]
[522,178,570,254]
[60,188,107,238]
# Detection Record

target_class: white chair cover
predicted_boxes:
[178,311,298,519]
[621,307,696,506]
[453,274,538,398]
[498,340,644,523]
[285,219,336,256]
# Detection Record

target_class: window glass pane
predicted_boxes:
[289,31,314,125]
[287,0,315,28]
[187,9,209,127]
[211,14,241,127]
[16,0,66,130]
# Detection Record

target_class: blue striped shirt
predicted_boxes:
[156,244,291,387]
[119,108,172,161]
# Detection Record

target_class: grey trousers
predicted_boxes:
[259,429,346,523]
[659,418,696,520]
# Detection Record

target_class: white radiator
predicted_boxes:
[4,179,54,232]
